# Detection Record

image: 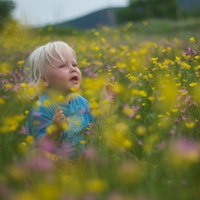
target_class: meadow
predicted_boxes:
[0,18,200,200]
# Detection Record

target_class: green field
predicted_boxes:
[0,18,200,200]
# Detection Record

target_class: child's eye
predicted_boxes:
[59,65,66,68]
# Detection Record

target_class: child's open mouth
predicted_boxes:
[70,75,78,83]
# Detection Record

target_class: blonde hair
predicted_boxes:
[26,41,76,85]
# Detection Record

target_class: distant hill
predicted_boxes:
[53,0,200,30]
[53,7,122,30]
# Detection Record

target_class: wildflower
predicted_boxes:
[25,110,29,115]
[44,99,51,107]
[189,82,197,87]
[189,37,195,42]
[142,20,148,25]
[27,87,35,97]
[20,83,28,88]
[20,126,28,134]
[136,115,141,119]
[17,60,25,65]
[46,124,58,134]
[4,83,13,90]
[123,105,134,117]
[171,108,178,113]
[118,161,140,183]
[136,126,146,136]
[115,123,128,132]
[90,101,99,109]
[148,96,154,101]
[170,129,175,134]
[56,95,63,102]
[0,62,11,74]
[138,140,143,145]
[79,140,86,145]
[175,56,181,63]
[168,138,199,167]
[86,179,107,193]
[183,47,197,56]
[185,122,195,128]
[122,139,132,148]
[70,87,79,92]
[0,97,5,104]
[26,136,34,144]
[101,37,105,42]
[151,57,158,63]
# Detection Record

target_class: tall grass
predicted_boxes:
[0,18,200,200]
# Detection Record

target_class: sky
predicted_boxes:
[12,0,129,27]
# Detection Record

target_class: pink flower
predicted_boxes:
[183,47,197,56]
[20,126,28,134]
[138,140,143,146]
[12,83,21,92]
[33,111,41,117]
[170,129,175,134]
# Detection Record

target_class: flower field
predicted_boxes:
[0,19,200,200]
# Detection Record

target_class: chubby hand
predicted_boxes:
[53,107,69,130]
[101,83,117,101]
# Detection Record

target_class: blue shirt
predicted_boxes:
[26,93,94,160]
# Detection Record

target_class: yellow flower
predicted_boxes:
[26,136,34,144]
[123,139,132,148]
[0,62,11,74]
[17,60,25,65]
[101,37,105,42]
[148,73,153,78]
[148,96,154,101]
[189,82,197,87]
[185,122,195,128]
[4,83,13,89]
[189,37,195,42]
[44,99,51,107]
[46,124,58,134]
[25,110,29,115]
[135,115,141,119]
[86,179,107,193]
[151,57,158,63]
[56,95,63,102]
[70,87,79,92]
[90,101,99,109]
[20,83,28,88]
[80,140,86,144]
[171,108,178,113]
[136,126,146,136]
[0,97,5,104]
[28,87,35,96]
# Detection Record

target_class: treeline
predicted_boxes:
[117,0,200,23]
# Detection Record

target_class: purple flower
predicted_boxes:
[170,129,175,135]
[183,47,197,56]
[33,111,41,117]
[138,140,143,146]
[20,126,28,134]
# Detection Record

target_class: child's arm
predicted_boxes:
[37,107,68,148]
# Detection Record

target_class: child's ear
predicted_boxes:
[40,76,49,87]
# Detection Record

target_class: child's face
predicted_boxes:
[44,49,82,95]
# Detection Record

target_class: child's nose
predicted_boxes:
[70,65,76,72]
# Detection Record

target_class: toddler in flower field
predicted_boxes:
[25,41,116,160]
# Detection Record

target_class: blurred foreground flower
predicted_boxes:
[167,138,200,167]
